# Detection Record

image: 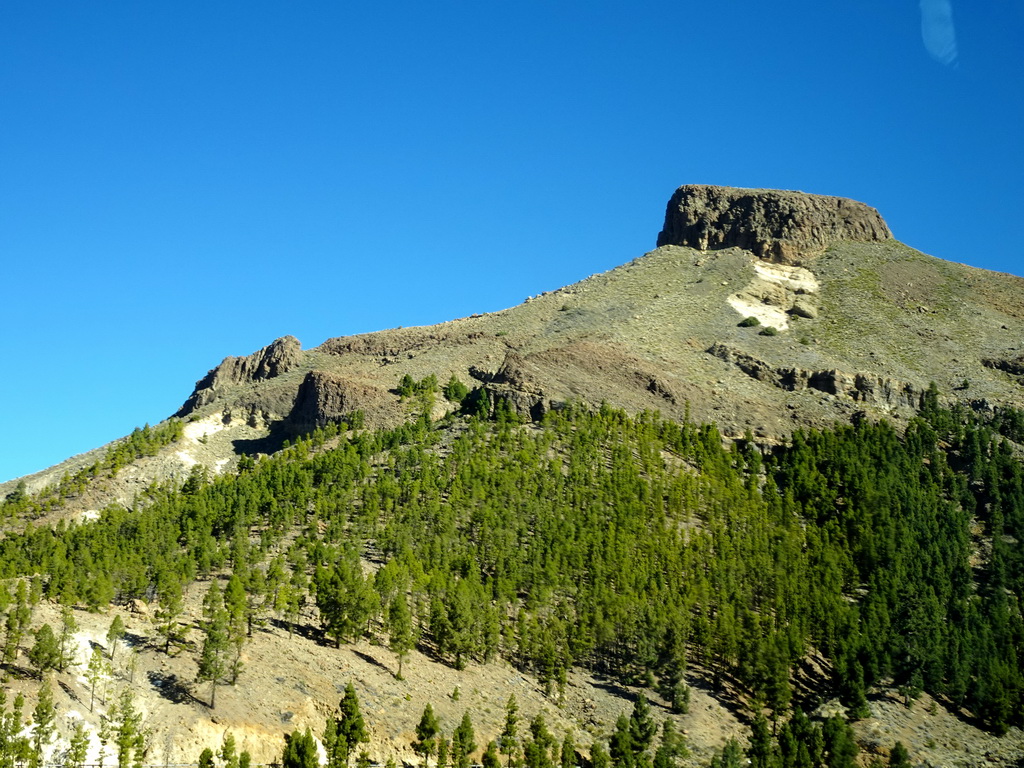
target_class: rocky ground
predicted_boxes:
[7,594,1023,768]
[12,595,750,768]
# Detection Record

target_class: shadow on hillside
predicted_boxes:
[123,630,146,649]
[269,617,320,643]
[0,663,34,681]
[353,649,392,675]
[148,670,199,705]
[590,676,633,704]
[58,679,80,703]
[685,665,755,726]
[232,420,295,457]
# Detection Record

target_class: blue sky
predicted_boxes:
[2,1,1022,482]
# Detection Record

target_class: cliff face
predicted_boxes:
[289,371,392,431]
[656,185,893,264]
[177,336,303,415]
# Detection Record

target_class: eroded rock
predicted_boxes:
[178,336,303,415]
[657,185,892,265]
[708,343,921,411]
[289,371,391,430]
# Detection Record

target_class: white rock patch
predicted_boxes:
[752,261,818,293]
[176,451,199,468]
[728,259,819,331]
[728,295,792,330]
[183,414,229,442]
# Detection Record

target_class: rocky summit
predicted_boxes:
[656,184,893,264]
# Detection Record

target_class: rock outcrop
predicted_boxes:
[657,185,892,265]
[485,352,552,421]
[177,336,303,415]
[983,354,1024,381]
[288,371,391,430]
[708,343,922,411]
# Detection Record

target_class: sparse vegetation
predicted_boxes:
[0,394,1020,738]
[738,316,760,327]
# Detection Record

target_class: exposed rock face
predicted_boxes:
[657,185,892,264]
[983,355,1024,380]
[482,352,552,421]
[289,371,390,430]
[708,343,922,411]
[177,336,303,415]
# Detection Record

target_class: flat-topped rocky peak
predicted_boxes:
[656,184,893,264]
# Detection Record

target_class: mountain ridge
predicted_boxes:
[6,186,1024,499]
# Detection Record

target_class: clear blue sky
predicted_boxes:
[2,1,1022,483]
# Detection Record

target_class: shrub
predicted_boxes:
[738,316,761,327]
[759,326,779,336]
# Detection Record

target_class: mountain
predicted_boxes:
[9,185,1024,504]
[2,186,1024,768]
[171,184,1024,452]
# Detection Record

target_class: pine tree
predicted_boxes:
[315,560,376,646]
[523,715,556,768]
[57,606,79,672]
[3,582,31,664]
[608,716,633,768]
[709,740,743,768]
[628,696,656,768]
[560,733,575,768]
[29,680,55,768]
[333,682,369,767]
[107,615,126,665]
[197,581,230,708]
[444,375,469,403]
[66,721,90,768]
[111,689,145,768]
[224,575,248,683]
[414,703,440,768]
[452,712,476,768]
[888,742,911,768]
[155,575,185,654]
[821,717,858,768]
[746,716,773,768]
[0,690,30,768]
[483,742,501,768]
[324,718,342,768]
[86,644,111,712]
[28,624,60,678]
[388,594,414,679]
[652,721,686,768]
[499,695,519,768]
[221,732,240,768]
[282,731,318,768]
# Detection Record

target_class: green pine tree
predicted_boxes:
[414,703,440,768]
